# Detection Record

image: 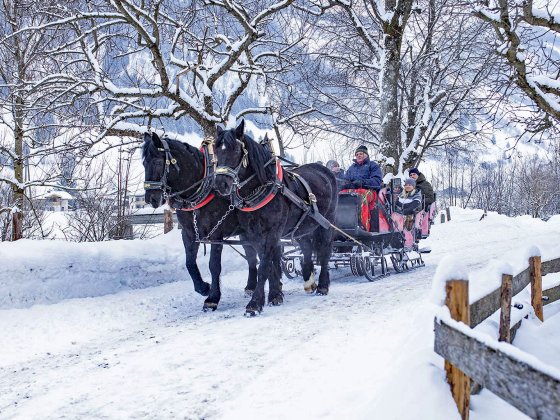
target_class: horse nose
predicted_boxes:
[214,176,232,196]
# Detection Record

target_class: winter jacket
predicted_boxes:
[396,188,422,215]
[342,158,383,191]
[415,173,435,206]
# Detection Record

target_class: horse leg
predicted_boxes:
[203,244,223,311]
[243,243,258,297]
[299,237,317,293]
[182,228,210,296]
[246,239,277,316]
[268,244,284,306]
[314,227,333,295]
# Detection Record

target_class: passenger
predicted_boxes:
[326,160,345,177]
[396,178,423,215]
[341,145,383,191]
[408,167,434,211]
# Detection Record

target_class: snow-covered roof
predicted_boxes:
[37,190,75,200]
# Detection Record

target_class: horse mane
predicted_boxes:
[242,134,275,185]
[142,135,203,174]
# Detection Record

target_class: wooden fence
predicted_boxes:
[434,254,560,419]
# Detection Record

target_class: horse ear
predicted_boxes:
[263,133,269,142]
[216,125,224,136]
[151,131,163,149]
[143,132,151,143]
[235,120,245,139]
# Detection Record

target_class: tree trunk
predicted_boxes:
[380,33,402,173]
[12,93,25,241]
[379,0,413,174]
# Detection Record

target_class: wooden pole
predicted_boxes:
[444,279,470,420]
[499,274,513,342]
[440,213,446,224]
[529,256,544,321]
[164,203,174,234]
[446,207,451,221]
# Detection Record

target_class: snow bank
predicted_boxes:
[431,208,560,305]
[0,231,188,309]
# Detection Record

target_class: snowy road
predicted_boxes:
[2,208,560,419]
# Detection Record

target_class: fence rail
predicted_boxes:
[434,255,560,419]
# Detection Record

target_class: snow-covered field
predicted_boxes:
[1,207,560,419]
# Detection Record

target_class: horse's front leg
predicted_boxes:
[203,244,223,311]
[246,239,278,316]
[267,244,284,305]
[242,241,258,297]
[182,228,210,296]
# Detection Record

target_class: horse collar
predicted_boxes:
[238,159,284,212]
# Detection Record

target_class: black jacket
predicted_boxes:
[415,173,435,205]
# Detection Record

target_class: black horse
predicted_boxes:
[142,131,258,311]
[213,121,338,315]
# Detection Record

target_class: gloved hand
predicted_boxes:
[352,180,363,188]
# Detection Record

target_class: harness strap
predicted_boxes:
[283,172,331,229]
[178,142,216,211]
[240,160,283,212]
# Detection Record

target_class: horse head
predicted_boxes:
[142,131,203,209]
[213,120,272,197]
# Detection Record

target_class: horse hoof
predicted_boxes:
[195,282,211,297]
[244,305,262,316]
[244,288,254,298]
[316,287,329,296]
[304,283,317,294]
[203,302,218,312]
[268,296,284,306]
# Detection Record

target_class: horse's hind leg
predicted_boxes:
[314,227,333,295]
[299,237,317,293]
[203,244,223,311]
[243,243,258,297]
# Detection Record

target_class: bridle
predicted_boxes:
[143,137,179,196]
[144,136,216,211]
[214,135,282,210]
[214,138,249,196]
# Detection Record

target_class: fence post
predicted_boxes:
[445,279,470,420]
[499,274,513,342]
[529,256,544,321]
[440,213,446,224]
[164,204,174,234]
[446,207,451,221]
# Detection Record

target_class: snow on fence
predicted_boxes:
[433,254,560,420]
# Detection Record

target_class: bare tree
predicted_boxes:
[41,0,327,144]
[474,0,560,138]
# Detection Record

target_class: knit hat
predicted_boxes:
[355,145,368,156]
[404,178,416,187]
[408,168,420,176]
[326,160,339,170]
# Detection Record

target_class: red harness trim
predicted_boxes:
[181,193,215,211]
[241,160,283,212]
[179,145,215,211]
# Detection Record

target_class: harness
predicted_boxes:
[143,137,215,211]
[215,136,331,236]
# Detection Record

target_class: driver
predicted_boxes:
[341,145,383,191]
